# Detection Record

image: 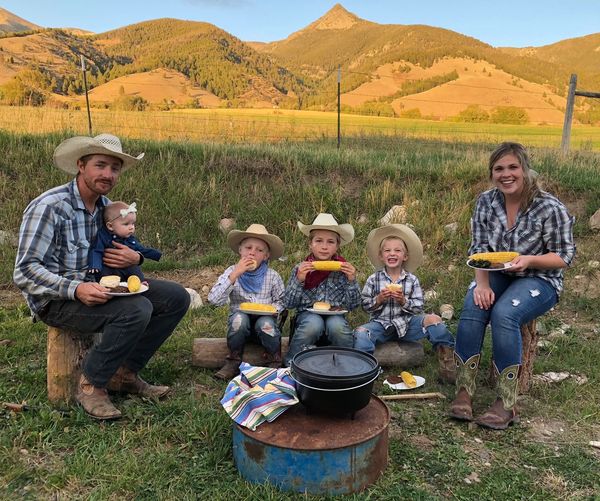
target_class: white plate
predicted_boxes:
[384,375,425,390]
[306,308,348,315]
[239,308,278,316]
[466,260,514,271]
[106,282,149,296]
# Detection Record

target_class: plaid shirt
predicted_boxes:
[361,269,423,338]
[470,188,575,295]
[13,179,108,316]
[208,265,285,313]
[284,264,361,312]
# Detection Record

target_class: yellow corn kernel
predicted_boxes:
[312,261,342,271]
[401,371,417,388]
[240,302,277,313]
[468,251,519,264]
[127,275,141,293]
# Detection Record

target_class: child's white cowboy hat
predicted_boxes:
[227,224,284,260]
[366,224,423,272]
[53,133,145,175]
[297,213,354,246]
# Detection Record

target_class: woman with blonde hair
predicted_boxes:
[449,142,575,429]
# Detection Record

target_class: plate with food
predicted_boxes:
[466,251,518,271]
[101,276,149,296]
[307,302,348,315]
[239,302,278,316]
[384,371,425,390]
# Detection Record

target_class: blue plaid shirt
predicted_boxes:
[14,179,108,316]
[361,269,423,338]
[208,265,285,313]
[470,188,575,295]
[284,264,361,312]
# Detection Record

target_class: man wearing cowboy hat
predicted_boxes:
[208,224,285,379]
[14,133,190,420]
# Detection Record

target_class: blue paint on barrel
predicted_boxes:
[232,396,389,495]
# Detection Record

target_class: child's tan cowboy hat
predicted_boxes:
[366,224,423,272]
[227,224,284,260]
[53,133,145,175]
[297,213,354,246]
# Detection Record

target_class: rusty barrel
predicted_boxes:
[232,395,390,495]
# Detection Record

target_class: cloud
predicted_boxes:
[183,0,250,7]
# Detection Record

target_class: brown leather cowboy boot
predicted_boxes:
[436,345,457,384]
[263,348,282,369]
[214,351,242,381]
[475,364,520,430]
[107,366,170,399]
[76,374,122,420]
[448,353,480,421]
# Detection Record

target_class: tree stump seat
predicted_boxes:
[488,319,539,394]
[191,336,425,369]
[46,326,99,405]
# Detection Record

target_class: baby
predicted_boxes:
[89,201,161,281]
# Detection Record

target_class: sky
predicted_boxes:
[2,0,599,47]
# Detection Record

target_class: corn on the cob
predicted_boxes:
[240,302,277,313]
[468,251,519,264]
[312,260,342,271]
[401,371,417,388]
[127,275,142,293]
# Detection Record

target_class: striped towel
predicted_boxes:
[220,363,299,431]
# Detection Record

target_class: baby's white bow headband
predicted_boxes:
[119,202,137,218]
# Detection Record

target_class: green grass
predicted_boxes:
[1,131,599,498]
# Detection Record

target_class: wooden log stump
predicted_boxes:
[47,327,96,405]
[488,319,538,394]
[191,337,424,369]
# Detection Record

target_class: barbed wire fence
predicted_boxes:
[0,67,598,150]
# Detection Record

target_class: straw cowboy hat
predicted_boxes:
[297,213,354,246]
[366,224,423,273]
[53,133,145,175]
[227,224,284,260]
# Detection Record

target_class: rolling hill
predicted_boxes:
[0,7,41,35]
[0,4,597,122]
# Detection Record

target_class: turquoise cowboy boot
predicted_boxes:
[448,353,480,421]
[475,363,520,430]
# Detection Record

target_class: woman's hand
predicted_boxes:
[508,255,533,272]
[473,284,495,310]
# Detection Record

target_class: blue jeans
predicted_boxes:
[227,311,281,355]
[353,315,455,354]
[455,274,557,372]
[39,279,190,387]
[284,311,353,365]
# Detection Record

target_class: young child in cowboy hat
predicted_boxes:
[283,213,361,366]
[88,201,162,281]
[209,224,285,380]
[353,224,456,384]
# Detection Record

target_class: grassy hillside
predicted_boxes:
[1,131,600,498]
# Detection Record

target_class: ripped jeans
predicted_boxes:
[353,314,455,355]
[455,274,557,372]
[227,311,281,355]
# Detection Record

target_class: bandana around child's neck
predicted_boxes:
[238,260,268,293]
[302,253,346,290]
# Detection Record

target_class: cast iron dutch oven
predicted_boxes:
[290,347,382,415]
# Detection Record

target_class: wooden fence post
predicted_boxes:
[561,74,577,155]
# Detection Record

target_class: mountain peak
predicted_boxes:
[0,7,42,34]
[309,3,361,31]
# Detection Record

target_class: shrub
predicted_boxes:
[490,106,529,125]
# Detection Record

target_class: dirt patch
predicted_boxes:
[146,267,223,301]
[526,417,568,443]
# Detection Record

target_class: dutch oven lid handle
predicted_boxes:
[289,368,382,392]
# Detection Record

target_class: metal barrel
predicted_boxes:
[233,395,390,495]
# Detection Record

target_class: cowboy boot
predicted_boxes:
[107,366,170,399]
[475,364,520,430]
[448,353,480,421]
[436,345,457,384]
[263,348,282,369]
[214,351,242,381]
[76,374,122,420]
